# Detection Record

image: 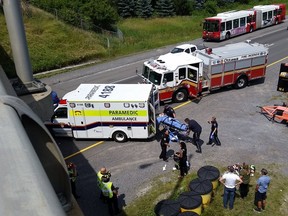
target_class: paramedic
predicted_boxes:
[163,105,176,118]
[159,129,170,161]
[184,118,202,153]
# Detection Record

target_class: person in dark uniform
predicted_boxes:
[159,129,170,161]
[175,141,188,178]
[163,105,176,118]
[184,118,202,153]
[207,116,221,146]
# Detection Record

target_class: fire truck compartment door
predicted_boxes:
[187,65,200,97]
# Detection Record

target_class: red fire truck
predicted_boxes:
[140,41,269,103]
[203,3,286,41]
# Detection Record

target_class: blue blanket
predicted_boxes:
[157,115,188,131]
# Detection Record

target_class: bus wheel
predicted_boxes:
[112,131,127,142]
[275,19,279,25]
[250,27,253,33]
[225,33,230,40]
[173,89,188,103]
[234,76,248,89]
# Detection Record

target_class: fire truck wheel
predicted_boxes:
[234,76,248,89]
[112,131,128,142]
[173,89,188,103]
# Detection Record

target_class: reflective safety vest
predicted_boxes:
[101,182,113,198]
[97,171,104,188]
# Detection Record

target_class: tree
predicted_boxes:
[80,0,119,30]
[135,0,153,18]
[155,0,175,17]
[173,0,195,16]
[117,0,136,18]
[203,0,218,15]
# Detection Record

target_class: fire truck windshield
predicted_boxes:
[203,20,219,32]
[142,66,162,85]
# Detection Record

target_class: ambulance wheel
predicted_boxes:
[234,76,247,89]
[112,131,127,142]
[173,89,188,103]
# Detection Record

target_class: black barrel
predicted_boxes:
[177,211,200,216]
[189,178,213,208]
[197,165,220,191]
[179,191,202,215]
[154,199,181,216]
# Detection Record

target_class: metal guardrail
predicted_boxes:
[0,67,70,215]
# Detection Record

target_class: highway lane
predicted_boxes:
[41,22,288,95]
[41,22,288,216]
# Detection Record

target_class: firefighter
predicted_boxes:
[67,162,80,199]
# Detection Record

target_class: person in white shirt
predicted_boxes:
[219,166,243,210]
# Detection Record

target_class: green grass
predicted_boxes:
[1,0,288,78]
[123,163,288,216]
[0,7,107,77]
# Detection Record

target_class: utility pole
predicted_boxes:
[1,0,45,95]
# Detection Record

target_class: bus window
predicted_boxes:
[240,17,246,27]
[247,15,252,23]
[204,20,219,32]
[273,9,277,16]
[233,19,239,28]
[226,21,232,30]
[263,12,267,20]
[278,8,282,15]
[268,11,272,19]
[221,22,225,31]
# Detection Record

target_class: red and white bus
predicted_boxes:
[202,3,286,41]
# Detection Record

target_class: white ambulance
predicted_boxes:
[46,84,159,142]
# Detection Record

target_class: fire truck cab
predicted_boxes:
[141,53,203,103]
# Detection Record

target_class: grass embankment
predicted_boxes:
[124,164,288,216]
[0,7,107,78]
[0,0,287,78]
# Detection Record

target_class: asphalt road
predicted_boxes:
[41,23,288,216]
